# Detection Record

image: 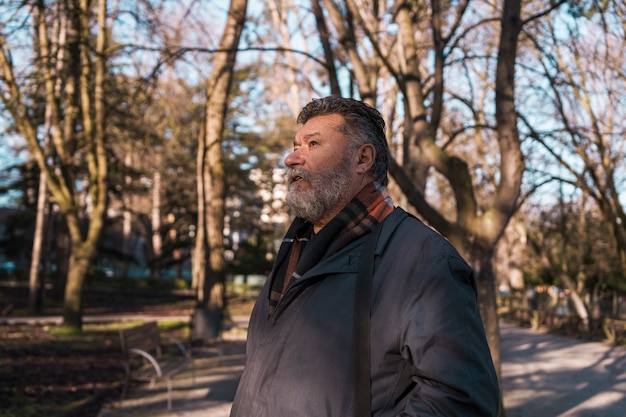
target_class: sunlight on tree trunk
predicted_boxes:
[191,0,248,341]
[122,154,133,278]
[28,169,49,314]
[193,121,207,293]
[151,156,163,279]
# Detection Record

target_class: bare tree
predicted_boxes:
[192,0,248,340]
[26,3,72,313]
[521,0,626,280]
[524,191,622,325]
[263,3,584,394]
[28,160,50,313]
[1,1,110,330]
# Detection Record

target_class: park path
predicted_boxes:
[500,321,626,417]
[8,312,625,416]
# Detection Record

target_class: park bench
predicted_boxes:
[119,321,194,410]
[509,307,533,327]
[602,317,626,345]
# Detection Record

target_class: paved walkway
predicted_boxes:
[500,322,626,417]
[97,339,246,417]
[21,316,619,416]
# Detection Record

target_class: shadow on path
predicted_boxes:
[97,339,246,417]
[96,318,626,416]
[501,321,626,417]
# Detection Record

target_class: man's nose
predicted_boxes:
[284,149,302,167]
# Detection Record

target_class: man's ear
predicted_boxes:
[356,144,375,174]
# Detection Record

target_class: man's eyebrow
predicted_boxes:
[293,132,321,145]
[302,132,321,140]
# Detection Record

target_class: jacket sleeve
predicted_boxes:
[398,252,500,416]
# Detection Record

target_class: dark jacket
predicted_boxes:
[230,208,500,416]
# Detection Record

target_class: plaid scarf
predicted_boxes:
[268,182,394,315]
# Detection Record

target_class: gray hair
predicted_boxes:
[296,96,389,186]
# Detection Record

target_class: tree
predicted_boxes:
[192,0,248,340]
[520,0,626,281]
[0,0,110,330]
[27,137,50,313]
[524,192,624,324]
[104,71,204,281]
[150,78,204,279]
[302,0,530,384]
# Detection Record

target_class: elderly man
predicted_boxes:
[230,96,500,417]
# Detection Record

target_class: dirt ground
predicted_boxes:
[0,287,254,417]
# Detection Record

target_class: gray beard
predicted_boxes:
[286,165,352,224]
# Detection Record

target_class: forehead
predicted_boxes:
[295,114,345,140]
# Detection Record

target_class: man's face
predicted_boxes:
[284,114,360,228]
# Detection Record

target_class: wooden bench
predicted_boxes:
[602,318,626,345]
[119,322,194,410]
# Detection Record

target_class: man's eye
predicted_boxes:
[309,141,318,147]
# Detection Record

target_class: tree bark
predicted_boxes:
[151,157,163,279]
[57,0,110,330]
[473,248,502,379]
[192,121,207,292]
[192,0,248,341]
[62,244,93,329]
[28,168,49,314]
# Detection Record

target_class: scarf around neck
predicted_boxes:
[268,182,394,314]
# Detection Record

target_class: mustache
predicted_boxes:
[287,168,313,184]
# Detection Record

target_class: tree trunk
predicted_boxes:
[192,0,247,342]
[62,244,93,329]
[202,117,226,309]
[28,1,60,314]
[59,0,110,331]
[473,249,502,380]
[192,121,207,293]
[472,249,506,417]
[122,153,133,278]
[54,221,70,300]
[151,165,162,279]
[28,169,49,314]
